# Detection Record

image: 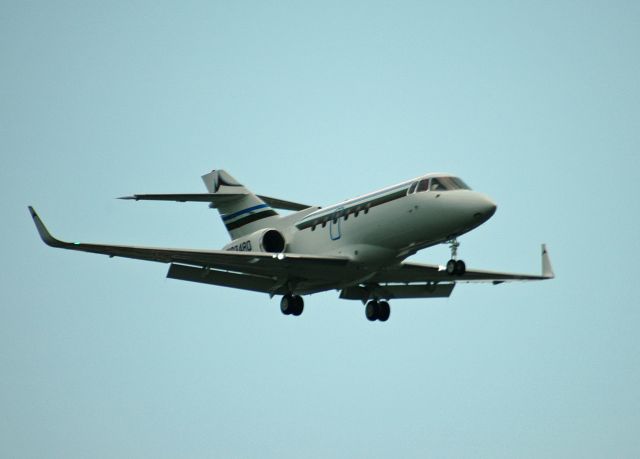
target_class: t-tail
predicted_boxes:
[202,170,280,239]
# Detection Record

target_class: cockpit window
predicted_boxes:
[429,176,470,191]
[447,177,470,189]
[429,178,443,191]
[416,179,430,192]
[410,176,471,193]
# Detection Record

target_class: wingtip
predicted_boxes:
[117,196,136,200]
[28,206,66,248]
[541,243,555,279]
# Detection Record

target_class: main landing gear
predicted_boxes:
[446,239,466,276]
[280,294,304,316]
[365,300,391,322]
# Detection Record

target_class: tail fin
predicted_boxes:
[202,170,280,239]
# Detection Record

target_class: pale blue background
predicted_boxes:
[2,1,639,457]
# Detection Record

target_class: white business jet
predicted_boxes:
[29,170,553,322]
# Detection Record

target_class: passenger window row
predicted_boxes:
[310,205,371,231]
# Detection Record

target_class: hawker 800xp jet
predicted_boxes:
[29,169,553,322]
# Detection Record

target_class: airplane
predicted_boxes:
[29,169,554,322]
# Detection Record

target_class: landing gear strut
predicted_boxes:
[446,239,466,276]
[280,294,304,316]
[365,300,391,322]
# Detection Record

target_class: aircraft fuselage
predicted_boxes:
[265,174,496,266]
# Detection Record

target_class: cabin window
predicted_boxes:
[408,181,418,194]
[344,213,348,221]
[322,221,326,228]
[311,225,316,231]
[333,218,337,224]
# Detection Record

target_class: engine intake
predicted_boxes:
[261,229,285,253]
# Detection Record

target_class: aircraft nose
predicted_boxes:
[473,195,497,222]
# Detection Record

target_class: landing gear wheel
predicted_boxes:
[291,295,304,316]
[280,294,304,316]
[446,259,466,275]
[365,301,379,321]
[378,301,391,322]
[446,239,466,276]
[280,294,294,315]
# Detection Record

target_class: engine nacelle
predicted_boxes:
[222,228,286,253]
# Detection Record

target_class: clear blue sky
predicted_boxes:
[2,1,639,457]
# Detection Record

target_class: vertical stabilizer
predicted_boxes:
[202,170,280,239]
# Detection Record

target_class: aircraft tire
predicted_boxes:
[365,301,379,321]
[378,301,390,321]
[291,295,304,316]
[455,260,466,275]
[280,294,293,315]
[446,259,456,275]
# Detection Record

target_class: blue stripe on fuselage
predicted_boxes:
[222,203,269,221]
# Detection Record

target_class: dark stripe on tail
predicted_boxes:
[225,209,278,231]
[223,203,269,222]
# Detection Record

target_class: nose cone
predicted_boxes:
[473,195,497,222]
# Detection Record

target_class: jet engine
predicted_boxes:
[222,228,286,253]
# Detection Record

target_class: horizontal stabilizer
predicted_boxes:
[258,195,312,211]
[118,193,311,211]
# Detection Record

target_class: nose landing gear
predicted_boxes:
[446,239,466,276]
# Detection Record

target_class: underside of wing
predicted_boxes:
[29,207,349,295]
[338,246,554,301]
[340,283,456,300]
[369,246,554,285]
[166,264,291,295]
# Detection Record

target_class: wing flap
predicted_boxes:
[167,263,288,295]
[340,283,455,300]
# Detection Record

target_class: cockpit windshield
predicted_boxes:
[407,176,471,195]
[407,177,471,194]
[429,176,470,191]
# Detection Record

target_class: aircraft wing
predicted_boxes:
[337,247,554,301]
[118,193,312,211]
[28,207,348,287]
[370,245,554,285]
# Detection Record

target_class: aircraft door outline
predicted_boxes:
[330,207,342,240]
